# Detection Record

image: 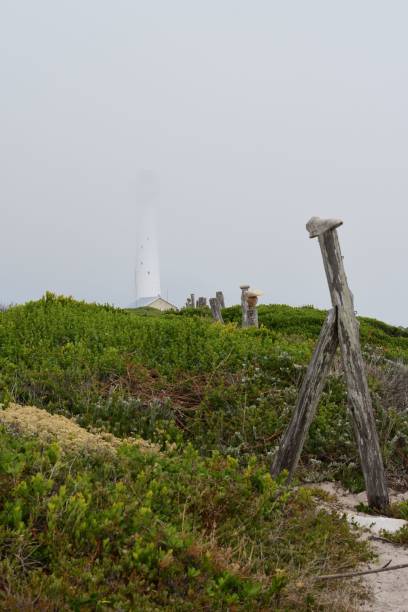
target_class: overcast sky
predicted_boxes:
[1,1,408,324]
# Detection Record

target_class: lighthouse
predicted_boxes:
[131,173,177,311]
[135,204,161,301]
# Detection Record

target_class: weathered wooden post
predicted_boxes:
[271,217,389,510]
[216,291,225,309]
[240,284,250,327]
[190,293,196,309]
[197,297,207,307]
[270,308,339,480]
[210,297,224,323]
[246,290,262,328]
[312,217,389,509]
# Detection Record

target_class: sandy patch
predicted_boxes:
[316,482,408,612]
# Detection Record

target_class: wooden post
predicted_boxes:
[210,298,224,323]
[197,297,207,307]
[271,217,388,510]
[271,308,338,480]
[190,293,196,309]
[246,292,259,328]
[310,218,389,509]
[240,285,250,328]
[216,291,225,309]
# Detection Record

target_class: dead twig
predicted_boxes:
[368,534,395,545]
[316,561,408,581]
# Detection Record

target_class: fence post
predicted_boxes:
[210,298,224,323]
[271,217,389,510]
[216,291,225,309]
[309,217,389,509]
[246,291,261,328]
[271,308,338,480]
[240,285,250,327]
[190,294,196,309]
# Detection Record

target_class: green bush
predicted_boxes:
[0,428,370,610]
[2,294,408,487]
[5,294,406,608]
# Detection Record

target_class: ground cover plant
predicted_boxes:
[0,420,370,610]
[2,294,408,486]
[1,293,408,609]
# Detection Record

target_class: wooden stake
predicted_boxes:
[271,217,389,510]
[246,294,259,328]
[240,285,250,328]
[216,291,225,309]
[190,293,196,309]
[271,308,338,480]
[210,298,224,323]
[316,224,389,509]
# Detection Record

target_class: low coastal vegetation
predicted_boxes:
[1,293,408,609]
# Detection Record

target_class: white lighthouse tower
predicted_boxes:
[131,172,177,311]
[135,204,161,302]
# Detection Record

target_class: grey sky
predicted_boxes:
[1,1,408,324]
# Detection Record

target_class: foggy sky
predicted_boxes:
[1,1,408,325]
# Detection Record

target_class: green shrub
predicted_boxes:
[2,295,408,488]
[0,428,370,610]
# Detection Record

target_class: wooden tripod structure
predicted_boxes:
[271,217,389,510]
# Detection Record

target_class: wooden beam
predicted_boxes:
[271,308,338,480]
[315,220,389,510]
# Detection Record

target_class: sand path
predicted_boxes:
[317,483,408,611]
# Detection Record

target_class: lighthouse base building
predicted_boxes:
[131,296,178,312]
